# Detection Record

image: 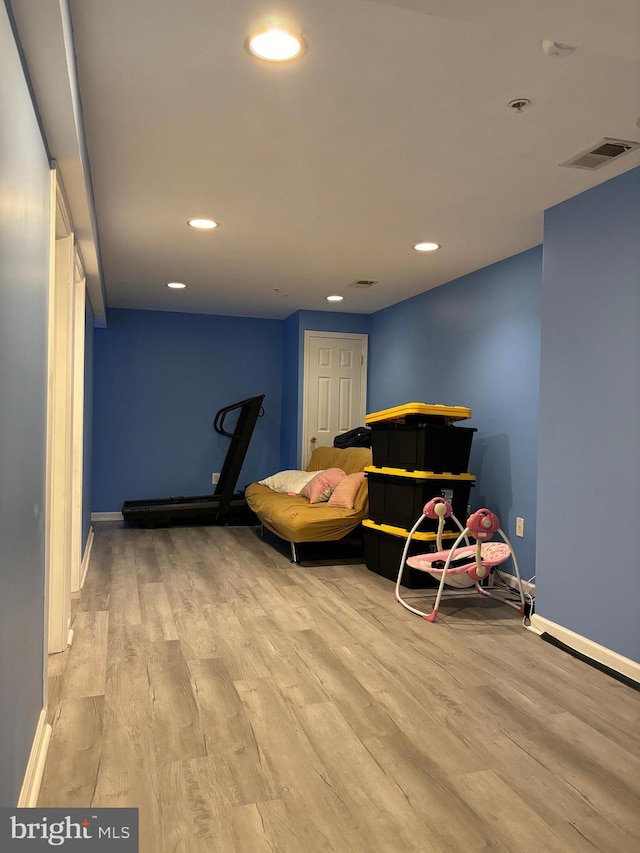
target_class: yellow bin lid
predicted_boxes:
[365,402,472,425]
[365,465,475,482]
[363,518,460,541]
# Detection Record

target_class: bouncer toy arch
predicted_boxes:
[395,497,526,622]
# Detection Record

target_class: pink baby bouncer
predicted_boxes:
[395,497,526,621]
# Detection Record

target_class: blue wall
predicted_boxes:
[0,4,50,806]
[82,297,94,548]
[368,248,542,580]
[280,312,300,470]
[537,167,640,662]
[92,308,283,511]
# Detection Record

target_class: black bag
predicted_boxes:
[333,426,372,449]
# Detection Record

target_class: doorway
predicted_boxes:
[301,331,368,467]
[45,174,85,655]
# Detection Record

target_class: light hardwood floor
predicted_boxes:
[40,523,640,852]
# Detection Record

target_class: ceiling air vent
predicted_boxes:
[560,138,640,170]
[348,280,378,289]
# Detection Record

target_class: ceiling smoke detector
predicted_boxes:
[508,98,531,114]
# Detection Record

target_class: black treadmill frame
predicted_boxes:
[121,394,265,527]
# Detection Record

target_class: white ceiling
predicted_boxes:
[67,0,640,320]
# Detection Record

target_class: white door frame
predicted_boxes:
[42,170,56,698]
[301,331,368,468]
[45,173,76,655]
[70,251,86,593]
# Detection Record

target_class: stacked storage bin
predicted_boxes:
[362,403,476,589]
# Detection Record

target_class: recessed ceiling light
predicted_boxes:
[413,242,441,252]
[167,282,187,289]
[327,295,344,302]
[247,28,305,62]
[187,218,219,230]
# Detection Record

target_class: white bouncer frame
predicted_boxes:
[395,509,526,622]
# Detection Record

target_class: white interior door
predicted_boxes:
[301,332,368,467]
[46,227,75,654]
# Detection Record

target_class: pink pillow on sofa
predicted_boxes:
[327,471,365,509]
[299,468,346,503]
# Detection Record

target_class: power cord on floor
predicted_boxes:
[521,574,536,626]
[493,569,536,626]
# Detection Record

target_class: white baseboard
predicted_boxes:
[17,709,52,807]
[91,511,123,521]
[530,614,640,685]
[79,526,94,589]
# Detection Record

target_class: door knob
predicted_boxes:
[310,436,317,443]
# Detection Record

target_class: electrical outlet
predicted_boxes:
[211,472,220,485]
[516,517,524,537]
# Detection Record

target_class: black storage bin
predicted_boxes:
[366,467,474,533]
[362,520,459,589]
[370,422,476,473]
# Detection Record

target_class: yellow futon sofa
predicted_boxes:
[245,445,372,562]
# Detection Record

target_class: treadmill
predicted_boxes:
[121,394,265,527]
